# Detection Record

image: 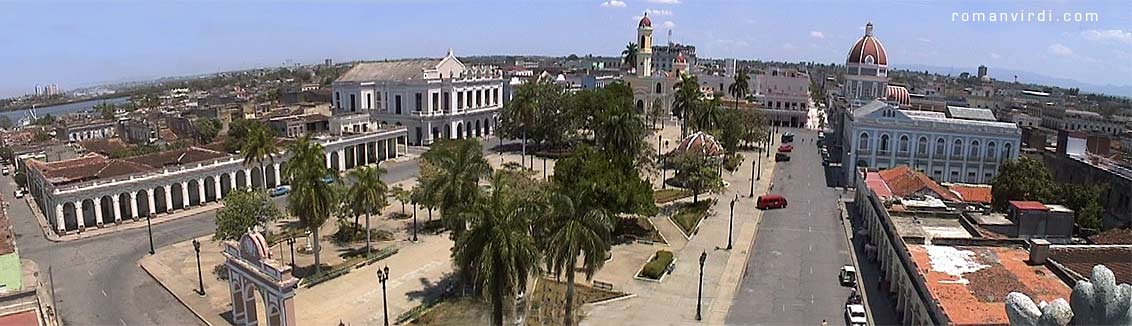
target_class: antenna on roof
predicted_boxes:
[668,29,672,45]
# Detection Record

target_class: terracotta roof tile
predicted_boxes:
[1009,201,1049,211]
[877,165,960,201]
[1049,246,1132,285]
[1087,228,1132,245]
[126,147,229,169]
[948,184,993,204]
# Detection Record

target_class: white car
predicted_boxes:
[13,190,23,199]
[845,304,867,326]
[1,167,8,176]
[839,265,858,286]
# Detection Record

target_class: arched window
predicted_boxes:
[936,138,946,155]
[970,140,981,158]
[879,134,890,151]
[899,135,910,152]
[987,142,997,159]
[953,139,963,156]
[858,133,870,150]
[918,137,928,155]
[1003,143,1013,158]
[656,83,663,94]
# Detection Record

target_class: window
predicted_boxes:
[415,93,422,111]
[493,88,500,105]
[335,92,341,109]
[395,95,402,114]
[953,139,963,156]
[1003,143,1012,158]
[918,137,928,155]
[466,90,472,107]
[936,138,945,155]
[476,90,482,107]
[375,92,382,110]
[858,133,870,150]
[457,92,464,110]
[366,94,372,110]
[987,142,996,159]
[349,94,356,111]
[656,83,663,94]
[879,134,890,152]
[899,135,909,152]
[443,92,450,111]
[970,140,980,158]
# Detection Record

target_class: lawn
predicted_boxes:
[637,250,674,280]
[670,200,713,237]
[654,188,692,204]
[613,216,665,244]
[411,297,490,325]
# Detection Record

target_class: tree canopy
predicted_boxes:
[991,157,1056,211]
[213,190,283,241]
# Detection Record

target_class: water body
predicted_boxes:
[2,97,130,122]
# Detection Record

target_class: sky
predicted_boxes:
[1,0,1130,98]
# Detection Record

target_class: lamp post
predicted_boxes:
[728,195,737,250]
[146,214,155,255]
[411,201,419,242]
[542,157,547,181]
[377,266,391,326]
[696,250,707,321]
[287,237,296,267]
[192,239,206,296]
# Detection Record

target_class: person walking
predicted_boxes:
[821,319,828,326]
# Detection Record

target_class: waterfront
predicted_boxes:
[1,97,129,123]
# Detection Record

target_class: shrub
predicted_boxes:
[724,153,743,172]
[333,220,392,243]
[638,250,674,280]
[672,200,713,236]
[654,188,692,204]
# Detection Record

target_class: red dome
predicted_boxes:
[674,52,687,64]
[846,22,887,66]
[639,13,652,28]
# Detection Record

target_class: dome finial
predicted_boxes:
[865,21,874,37]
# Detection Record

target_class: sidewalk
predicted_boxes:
[25,196,224,243]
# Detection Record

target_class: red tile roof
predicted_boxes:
[1009,201,1049,211]
[908,245,1071,326]
[877,165,960,201]
[948,184,993,204]
[865,172,893,198]
[1088,228,1132,245]
[1049,246,1132,285]
[0,310,37,326]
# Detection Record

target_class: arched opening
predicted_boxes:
[118,193,132,220]
[251,167,265,190]
[655,83,662,94]
[953,139,963,157]
[879,134,890,152]
[1003,143,1012,159]
[204,176,218,202]
[81,198,96,227]
[264,166,277,188]
[484,118,491,135]
[465,123,472,138]
[344,146,356,170]
[171,183,186,211]
[636,99,645,113]
[136,190,151,217]
[969,140,980,159]
[987,142,997,160]
[432,127,439,141]
[153,186,168,213]
[936,138,946,155]
[918,137,928,155]
[62,202,78,231]
[456,122,464,139]
[188,179,202,206]
[100,196,114,224]
[236,170,249,190]
[899,135,909,152]
[444,125,451,139]
[221,173,233,197]
[475,120,481,137]
[356,145,366,167]
[858,133,870,150]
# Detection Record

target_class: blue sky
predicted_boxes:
[1,0,1129,98]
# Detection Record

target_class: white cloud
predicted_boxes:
[662,21,676,28]
[809,31,824,39]
[1048,43,1074,57]
[1081,29,1132,44]
[647,0,681,3]
[646,8,673,16]
[600,0,626,8]
[989,52,1001,60]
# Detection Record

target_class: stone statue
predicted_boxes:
[1006,265,1132,326]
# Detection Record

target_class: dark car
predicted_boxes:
[781,132,794,143]
[775,153,791,162]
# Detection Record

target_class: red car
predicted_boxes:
[756,194,788,209]
[777,144,794,152]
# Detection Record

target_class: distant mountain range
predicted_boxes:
[893,64,1132,98]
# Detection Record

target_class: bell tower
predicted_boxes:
[637,12,654,77]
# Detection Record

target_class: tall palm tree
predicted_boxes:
[728,67,750,110]
[282,135,336,275]
[593,103,646,163]
[242,124,278,190]
[540,189,612,326]
[420,139,492,236]
[673,74,703,138]
[621,42,638,71]
[454,173,541,326]
[345,166,387,255]
[694,95,723,132]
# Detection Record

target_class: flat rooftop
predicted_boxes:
[892,215,973,239]
[907,245,1070,326]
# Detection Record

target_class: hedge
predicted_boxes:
[638,250,674,280]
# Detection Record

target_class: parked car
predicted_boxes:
[777,144,794,153]
[781,132,794,143]
[756,194,788,209]
[775,153,791,162]
[13,190,23,199]
[845,304,867,326]
[320,175,335,184]
[839,265,857,286]
[2,167,8,176]
[270,185,291,197]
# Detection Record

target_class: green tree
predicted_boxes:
[391,185,411,216]
[225,118,259,153]
[419,139,492,237]
[673,151,722,203]
[621,42,638,70]
[213,190,283,241]
[737,109,768,148]
[672,74,703,137]
[345,166,388,254]
[95,102,117,120]
[552,145,656,217]
[282,135,336,275]
[591,92,649,166]
[500,79,567,152]
[649,98,664,129]
[728,68,750,105]
[195,118,222,144]
[453,173,541,326]
[242,124,278,190]
[34,114,56,126]
[991,157,1057,211]
[693,95,723,133]
[1057,184,1105,230]
[539,188,612,326]
[716,109,744,153]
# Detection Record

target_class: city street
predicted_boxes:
[727,128,855,325]
[2,138,506,326]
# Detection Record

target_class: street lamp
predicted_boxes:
[286,236,296,267]
[728,195,737,250]
[696,250,707,321]
[411,201,419,242]
[192,239,206,296]
[146,214,155,255]
[377,266,391,326]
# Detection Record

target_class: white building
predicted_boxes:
[624,13,690,117]
[842,22,889,108]
[1062,109,1124,136]
[332,50,503,145]
[842,101,1021,185]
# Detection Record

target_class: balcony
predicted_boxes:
[915,152,929,159]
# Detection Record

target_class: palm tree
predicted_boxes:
[673,74,702,138]
[540,189,612,326]
[454,173,541,326]
[242,124,278,190]
[621,42,639,71]
[282,135,336,275]
[728,67,750,111]
[694,95,723,133]
[419,139,492,236]
[593,102,647,167]
[346,166,387,255]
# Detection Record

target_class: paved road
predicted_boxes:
[727,128,855,325]
[3,137,509,326]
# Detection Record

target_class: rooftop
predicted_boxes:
[907,245,1071,326]
[1087,228,1132,245]
[336,59,442,83]
[1049,245,1132,285]
[29,146,231,186]
[877,166,961,202]
[1009,201,1049,211]
[946,106,998,122]
[946,184,993,205]
[892,215,972,239]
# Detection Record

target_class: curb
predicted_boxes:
[138,260,215,326]
[838,199,875,326]
[588,293,637,306]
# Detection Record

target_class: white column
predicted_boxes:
[229,172,238,191]
[181,181,190,209]
[244,169,253,188]
[130,192,139,219]
[75,201,86,229]
[147,191,156,216]
[93,198,103,226]
[55,204,65,232]
[163,185,173,213]
[112,196,121,223]
[214,176,223,200]
[197,179,206,206]
[273,163,281,186]
[337,150,345,171]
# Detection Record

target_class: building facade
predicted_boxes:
[1062,109,1124,136]
[843,22,889,108]
[754,68,810,127]
[624,13,690,118]
[841,101,1021,185]
[332,50,503,145]
[57,120,117,142]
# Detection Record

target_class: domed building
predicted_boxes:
[843,22,890,108]
[623,12,692,120]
